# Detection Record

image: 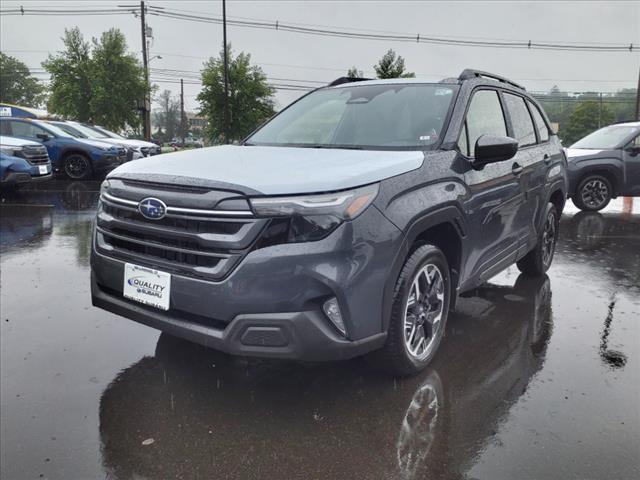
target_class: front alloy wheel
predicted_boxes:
[377,244,451,376]
[64,154,92,180]
[573,175,612,211]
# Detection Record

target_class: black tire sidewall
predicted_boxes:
[388,245,451,374]
[574,174,612,211]
[64,154,92,180]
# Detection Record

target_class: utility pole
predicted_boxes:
[140,0,151,140]
[222,0,230,144]
[180,78,186,146]
[635,64,640,121]
[598,92,603,128]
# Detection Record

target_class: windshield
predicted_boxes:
[247,83,457,150]
[70,123,110,139]
[35,121,74,138]
[571,125,639,149]
[95,126,125,139]
[51,122,87,138]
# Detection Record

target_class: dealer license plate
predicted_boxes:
[38,165,49,175]
[123,263,171,311]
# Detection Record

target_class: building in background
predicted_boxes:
[186,112,207,138]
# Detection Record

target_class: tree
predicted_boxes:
[42,27,147,130]
[562,101,614,145]
[152,90,181,142]
[198,44,275,143]
[0,53,46,107]
[346,66,364,79]
[90,29,148,130]
[42,28,93,121]
[374,49,415,79]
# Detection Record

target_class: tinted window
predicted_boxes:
[466,90,507,157]
[527,100,549,142]
[10,121,47,140]
[248,84,457,150]
[504,93,536,147]
[0,120,11,136]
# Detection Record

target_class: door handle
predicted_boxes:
[543,154,551,164]
[512,163,524,176]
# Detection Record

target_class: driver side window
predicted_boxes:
[460,90,507,157]
[10,121,46,140]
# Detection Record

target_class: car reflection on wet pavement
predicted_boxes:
[1,182,639,480]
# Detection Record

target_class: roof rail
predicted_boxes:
[458,69,526,91]
[327,76,372,87]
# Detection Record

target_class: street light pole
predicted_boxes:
[222,0,230,144]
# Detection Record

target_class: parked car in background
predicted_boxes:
[566,121,640,211]
[0,118,125,180]
[0,135,52,188]
[91,70,567,375]
[91,125,162,156]
[170,136,204,149]
[47,120,144,162]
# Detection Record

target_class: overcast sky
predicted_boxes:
[1,0,639,113]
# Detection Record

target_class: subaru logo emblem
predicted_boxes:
[138,197,167,220]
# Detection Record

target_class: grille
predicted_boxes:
[21,145,50,165]
[96,189,267,279]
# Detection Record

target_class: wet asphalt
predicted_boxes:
[0,180,638,480]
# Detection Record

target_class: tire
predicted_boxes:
[572,174,612,211]
[517,202,559,276]
[63,153,93,180]
[377,244,451,376]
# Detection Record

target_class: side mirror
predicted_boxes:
[625,145,640,157]
[471,135,518,169]
[36,133,51,142]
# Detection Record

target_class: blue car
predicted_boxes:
[0,135,52,188]
[0,117,126,180]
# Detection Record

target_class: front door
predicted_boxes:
[459,89,525,286]
[623,134,640,196]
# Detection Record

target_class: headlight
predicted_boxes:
[251,184,379,244]
[0,145,22,156]
[250,183,379,220]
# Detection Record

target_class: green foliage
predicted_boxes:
[89,29,148,130]
[0,53,46,107]
[43,27,147,130]
[374,49,415,79]
[347,66,364,79]
[562,101,615,146]
[152,89,181,142]
[198,44,275,143]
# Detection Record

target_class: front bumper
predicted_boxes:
[91,205,401,361]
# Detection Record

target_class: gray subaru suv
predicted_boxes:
[91,70,567,375]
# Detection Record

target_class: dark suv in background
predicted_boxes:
[91,70,567,375]
[566,121,640,211]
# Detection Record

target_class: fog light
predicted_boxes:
[323,297,346,336]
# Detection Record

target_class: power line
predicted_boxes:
[1,5,636,53]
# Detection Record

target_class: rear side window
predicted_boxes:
[504,93,536,147]
[527,100,550,142]
[465,90,507,157]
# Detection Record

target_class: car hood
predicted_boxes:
[76,138,119,150]
[108,138,157,149]
[565,148,619,161]
[108,145,425,195]
[0,135,42,147]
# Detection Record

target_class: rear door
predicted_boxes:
[501,92,554,256]
[460,89,525,286]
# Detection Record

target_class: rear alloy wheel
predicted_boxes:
[63,153,93,180]
[517,202,559,276]
[377,244,451,376]
[573,174,612,211]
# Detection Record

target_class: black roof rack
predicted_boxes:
[327,76,372,87]
[458,69,526,91]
